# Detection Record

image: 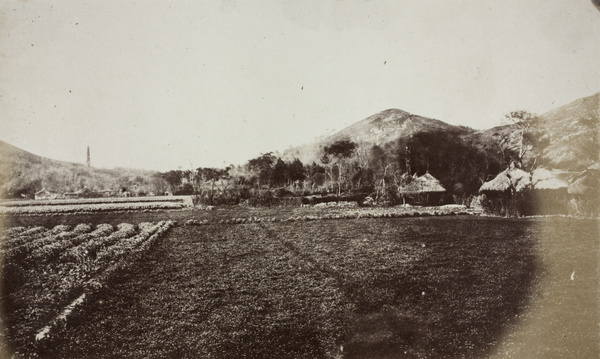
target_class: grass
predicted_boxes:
[1,211,597,358]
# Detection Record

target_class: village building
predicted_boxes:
[479,167,532,216]
[34,188,58,200]
[99,189,114,197]
[530,168,571,215]
[63,187,94,199]
[398,172,446,205]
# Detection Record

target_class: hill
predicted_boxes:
[0,140,165,199]
[470,92,599,171]
[537,92,599,170]
[282,109,473,163]
[283,93,600,172]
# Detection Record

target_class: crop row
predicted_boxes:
[1,220,175,350]
[0,196,190,207]
[183,206,470,226]
[3,224,97,266]
[0,201,185,215]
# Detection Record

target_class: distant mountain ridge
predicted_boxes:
[329,108,469,145]
[282,109,472,163]
[283,92,600,171]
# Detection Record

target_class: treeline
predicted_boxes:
[160,129,511,206]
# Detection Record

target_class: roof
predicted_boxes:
[398,172,446,194]
[532,168,569,190]
[479,168,532,193]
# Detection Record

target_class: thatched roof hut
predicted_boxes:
[532,168,569,190]
[399,173,446,195]
[529,168,571,215]
[397,172,446,205]
[479,168,532,194]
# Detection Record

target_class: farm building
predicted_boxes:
[397,172,446,205]
[479,167,532,216]
[63,187,95,199]
[100,189,114,197]
[530,168,570,215]
[568,163,599,216]
[34,188,58,200]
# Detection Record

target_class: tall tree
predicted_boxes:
[286,158,306,186]
[247,152,277,188]
[322,139,358,196]
[161,170,183,194]
[370,145,393,202]
[502,110,548,170]
[271,158,288,187]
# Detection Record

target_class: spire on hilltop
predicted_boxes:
[86,144,90,168]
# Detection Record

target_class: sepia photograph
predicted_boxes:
[0,1,598,358]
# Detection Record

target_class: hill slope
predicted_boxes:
[537,92,599,170]
[282,109,473,163]
[471,92,599,171]
[284,93,599,172]
[0,140,164,199]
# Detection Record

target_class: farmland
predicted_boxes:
[0,196,193,216]
[0,207,598,358]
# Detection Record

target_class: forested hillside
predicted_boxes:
[0,141,166,198]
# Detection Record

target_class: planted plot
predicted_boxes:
[0,201,185,215]
[0,196,191,207]
[43,217,547,359]
[0,220,174,354]
[268,218,541,358]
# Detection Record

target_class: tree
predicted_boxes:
[350,143,373,191]
[491,130,518,168]
[196,167,230,194]
[502,110,548,170]
[152,173,168,195]
[322,139,358,196]
[271,158,288,187]
[247,152,277,188]
[319,152,334,192]
[286,158,306,187]
[161,170,183,193]
[306,162,326,190]
[369,145,393,202]
[394,130,501,198]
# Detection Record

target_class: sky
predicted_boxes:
[0,0,599,171]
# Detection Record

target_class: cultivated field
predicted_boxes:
[0,196,193,216]
[0,207,598,358]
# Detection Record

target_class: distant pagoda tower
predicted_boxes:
[86,145,90,167]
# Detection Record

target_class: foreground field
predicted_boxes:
[1,213,598,358]
[0,220,175,355]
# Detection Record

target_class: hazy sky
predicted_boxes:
[1,0,599,171]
